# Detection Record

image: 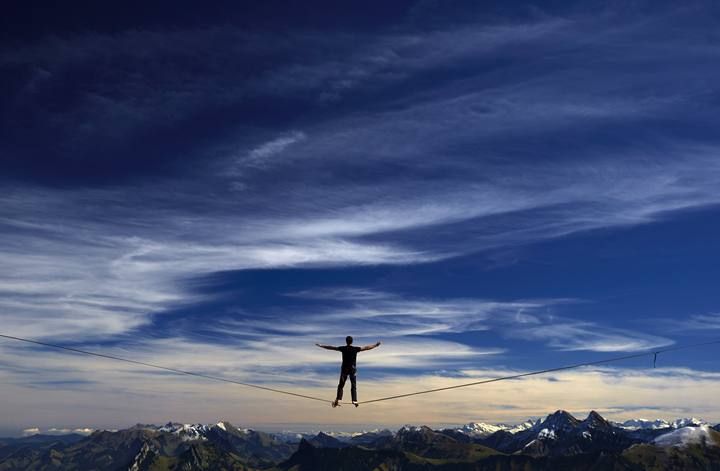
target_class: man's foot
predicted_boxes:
[332,400,340,408]
[352,401,359,408]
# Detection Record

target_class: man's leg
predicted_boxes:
[336,371,348,401]
[350,369,357,403]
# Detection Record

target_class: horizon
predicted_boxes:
[2,0,720,438]
[6,408,716,439]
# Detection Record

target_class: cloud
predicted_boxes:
[4,131,718,347]
[243,288,550,339]
[507,322,674,353]
[20,427,94,436]
[215,288,670,353]
[236,131,307,171]
[5,353,720,430]
[679,314,720,330]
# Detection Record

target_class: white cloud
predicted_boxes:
[5,355,720,430]
[19,427,94,436]
[508,322,674,352]
[200,289,671,355]
[231,288,548,340]
[238,131,307,170]
[680,313,720,330]
[3,148,716,346]
[21,427,40,436]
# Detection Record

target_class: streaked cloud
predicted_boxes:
[680,314,720,331]
[236,131,307,171]
[507,322,674,353]
[5,346,720,430]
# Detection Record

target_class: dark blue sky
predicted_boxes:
[1,0,720,434]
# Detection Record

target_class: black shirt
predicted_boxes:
[338,345,362,370]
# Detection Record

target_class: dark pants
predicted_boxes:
[336,367,357,402]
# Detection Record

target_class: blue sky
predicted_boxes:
[2,0,720,436]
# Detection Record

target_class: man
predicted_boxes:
[316,336,381,407]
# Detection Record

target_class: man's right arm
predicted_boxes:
[316,343,339,351]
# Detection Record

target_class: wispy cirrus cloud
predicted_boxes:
[668,313,720,331]
[507,322,673,353]
[215,288,671,354]
[235,131,307,171]
[4,152,710,344]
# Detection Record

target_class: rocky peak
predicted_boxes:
[540,410,580,432]
[582,411,612,430]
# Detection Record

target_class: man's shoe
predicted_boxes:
[352,401,359,408]
[331,400,340,408]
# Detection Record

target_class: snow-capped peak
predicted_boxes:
[672,417,706,429]
[614,418,671,430]
[155,423,210,441]
[457,422,504,437]
[456,420,536,437]
[397,425,431,435]
[613,417,707,430]
[539,410,579,432]
[654,425,718,447]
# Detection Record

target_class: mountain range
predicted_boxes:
[1,411,719,470]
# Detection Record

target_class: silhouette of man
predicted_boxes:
[316,336,381,407]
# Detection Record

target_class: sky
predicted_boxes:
[2,0,720,437]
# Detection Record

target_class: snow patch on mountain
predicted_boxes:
[672,418,706,428]
[455,420,536,437]
[614,419,671,430]
[654,425,718,447]
[155,423,211,441]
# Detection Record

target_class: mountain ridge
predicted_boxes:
[2,410,719,470]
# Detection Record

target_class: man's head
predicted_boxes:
[346,336,353,345]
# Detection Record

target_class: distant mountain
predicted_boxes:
[305,432,347,449]
[672,417,707,428]
[0,434,86,447]
[0,423,294,470]
[347,429,394,447]
[614,418,672,430]
[383,425,499,462]
[280,437,720,471]
[0,434,86,461]
[654,425,720,447]
[622,440,720,470]
[474,410,637,457]
[448,420,536,438]
[2,412,718,470]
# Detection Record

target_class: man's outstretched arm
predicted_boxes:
[315,343,340,351]
[360,341,381,351]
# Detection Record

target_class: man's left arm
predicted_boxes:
[360,341,381,351]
